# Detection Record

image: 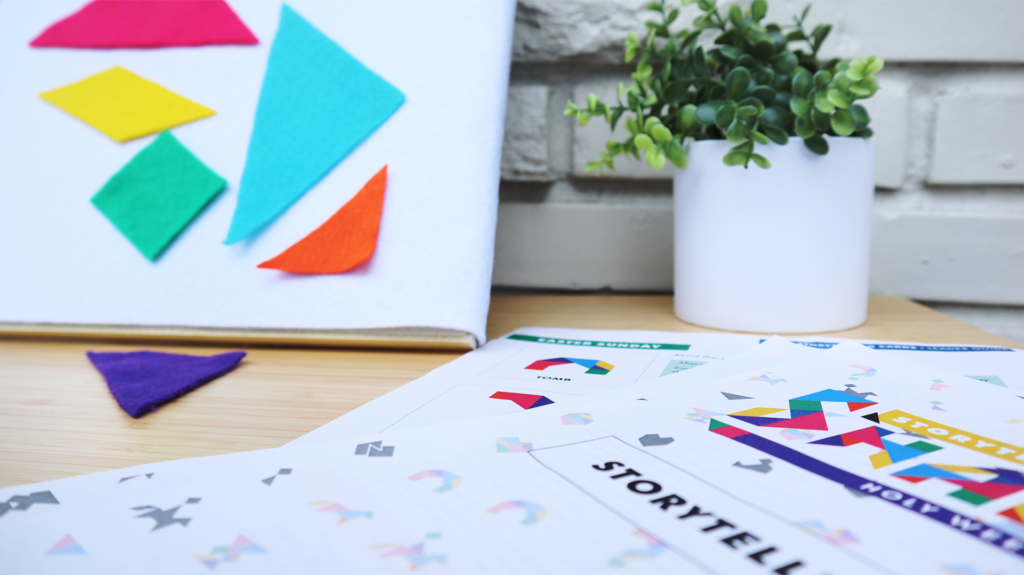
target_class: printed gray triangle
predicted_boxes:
[722,392,753,400]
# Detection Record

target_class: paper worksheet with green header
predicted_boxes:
[289,327,764,446]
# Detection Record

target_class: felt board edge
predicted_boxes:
[0,322,477,351]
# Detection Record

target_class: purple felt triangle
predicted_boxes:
[86,350,246,418]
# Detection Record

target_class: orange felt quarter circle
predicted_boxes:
[258,166,387,274]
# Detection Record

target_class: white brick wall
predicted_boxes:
[495,0,1024,319]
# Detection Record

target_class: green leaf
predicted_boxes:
[720,46,743,60]
[680,104,698,131]
[813,70,832,90]
[803,134,829,155]
[751,153,771,169]
[695,102,719,125]
[865,56,884,75]
[587,93,598,111]
[651,124,674,144]
[715,104,737,128]
[751,85,776,105]
[785,30,806,42]
[634,133,655,151]
[577,110,592,126]
[753,65,775,86]
[760,105,790,127]
[830,109,856,136]
[666,8,679,24]
[644,116,662,132]
[751,130,769,144]
[645,2,663,12]
[810,24,831,49]
[642,93,658,106]
[610,108,624,131]
[771,52,798,74]
[760,123,788,145]
[848,104,870,129]
[728,4,743,27]
[736,105,759,117]
[725,66,751,100]
[625,116,640,135]
[811,107,831,131]
[693,46,710,77]
[753,40,775,60]
[826,88,852,109]
[751,0,767,20]
[792,69,812,98]
[726,120,749,142]
[723,150,748,166]
[668,142,688,168]
[663,80,689,104]
[794,115,816,138]
[814,91,835,113]
[789,95,810,116]
[646,148,667,169]
[853,127,874,138]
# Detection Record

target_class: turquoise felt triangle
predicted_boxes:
[225,4,404,244]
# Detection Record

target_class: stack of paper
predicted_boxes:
[3,328,1024,573]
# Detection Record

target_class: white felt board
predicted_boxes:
[0,0,516,346]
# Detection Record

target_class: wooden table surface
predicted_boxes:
[0,294,1018,488]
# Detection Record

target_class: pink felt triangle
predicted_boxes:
[31,0,258,49]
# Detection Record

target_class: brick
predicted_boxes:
[501,85,549,181]
[514,1,1024,64]
[493,202,672,290]
[513,0,654,64]
[788,1,1024,63]
[929,89,1024,185]
[871,212,1024,305]
[493,203,1024,306]
[863,81,908,189]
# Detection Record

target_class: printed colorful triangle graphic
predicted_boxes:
[46,534,86,556]
[31,0,257,49]
[258,166,387,274]
[225,4,404,244]
[87,350,246,418]
[490,391,555,410]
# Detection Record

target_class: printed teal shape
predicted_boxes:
[225,4,405,244]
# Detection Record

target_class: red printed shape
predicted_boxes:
[31,0,258,49]
[258,167,387,274]
[762,411,829,431]
[490,392,554,410]
[841,426,886,449]
[847,402,876,412]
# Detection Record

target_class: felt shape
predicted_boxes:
[258,166,387,274]
[31,0,258,49]
[40,66,215,142]
[92,132,227,261]
[86,350,246,418]
[224,5,404,244]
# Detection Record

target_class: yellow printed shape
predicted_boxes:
[730,407,786,417]
[40,66,214,142]
[595,361,615,370]
[879,410,1024,464]
[868,451,893,469]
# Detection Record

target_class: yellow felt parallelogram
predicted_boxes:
[40,66,214,143]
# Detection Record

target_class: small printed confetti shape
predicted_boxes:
[561,413,594,425]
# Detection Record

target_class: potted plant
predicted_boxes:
[565,0,883,333]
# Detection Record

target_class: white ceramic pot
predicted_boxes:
[673,136,876,333]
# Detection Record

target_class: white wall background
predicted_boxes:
[493,0,1024,344]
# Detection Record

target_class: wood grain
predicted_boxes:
[0,295,1017,488]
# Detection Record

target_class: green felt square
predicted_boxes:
[92,131,226,261]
